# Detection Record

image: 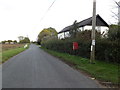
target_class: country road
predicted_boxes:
[2,44,102,88]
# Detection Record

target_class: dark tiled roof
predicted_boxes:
[58,14,109,34]
[58,25,74,33]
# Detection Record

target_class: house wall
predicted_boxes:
[58,33,64,39]
[58,26,109,39]
[58,32,70,39]
[78,26,109,35]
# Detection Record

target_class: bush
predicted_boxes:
[42,37,119,63]
[96,39,119,63]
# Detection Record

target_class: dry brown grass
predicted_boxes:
[2,44,25,52]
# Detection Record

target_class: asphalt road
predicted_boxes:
[2,44,101,88]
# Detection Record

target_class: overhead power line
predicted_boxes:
[40,0,56,23]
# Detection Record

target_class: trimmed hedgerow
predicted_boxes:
[42,37,119,63]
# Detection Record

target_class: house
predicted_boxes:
[58,14,109,39]
[10,42,14,44]
[5,42,9,44]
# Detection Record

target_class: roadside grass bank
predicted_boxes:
[41,47,119,87]
[2,44,29,63]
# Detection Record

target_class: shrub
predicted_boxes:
[96,39,119,63]
[42,37,119,63]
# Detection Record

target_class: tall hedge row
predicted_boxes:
[42,38,119,63]
[96,39,119,63]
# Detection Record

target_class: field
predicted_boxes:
[2,44,25,52]
[1,44,28,64]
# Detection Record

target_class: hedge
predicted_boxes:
[42,38,119,63]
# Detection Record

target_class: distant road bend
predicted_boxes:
[2,44,101,88]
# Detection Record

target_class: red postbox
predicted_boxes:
[73,42,79,50]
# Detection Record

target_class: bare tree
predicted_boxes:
[112,0,120,24]
[118,1,120,25]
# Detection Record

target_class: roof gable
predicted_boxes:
[58,14,109,34]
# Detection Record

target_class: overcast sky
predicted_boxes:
[0,0,119,41]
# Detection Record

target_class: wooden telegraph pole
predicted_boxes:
[90,0,96,64]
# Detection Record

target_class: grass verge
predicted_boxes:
[41,47,119,87]
[2,44,29,63]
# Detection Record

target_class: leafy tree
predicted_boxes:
[108,24,120,41]
[76,30,101,41]
[2,41,6,44]
[7,40,12,44]
[2,40,18,44]
[13,40,17,43]
[18,36,24,42]
[69,20,78,38]
[37,27,57,44]
[19,37,30,43]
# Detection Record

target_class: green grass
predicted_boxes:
[2,45,29,63]
[41,47,119,84]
